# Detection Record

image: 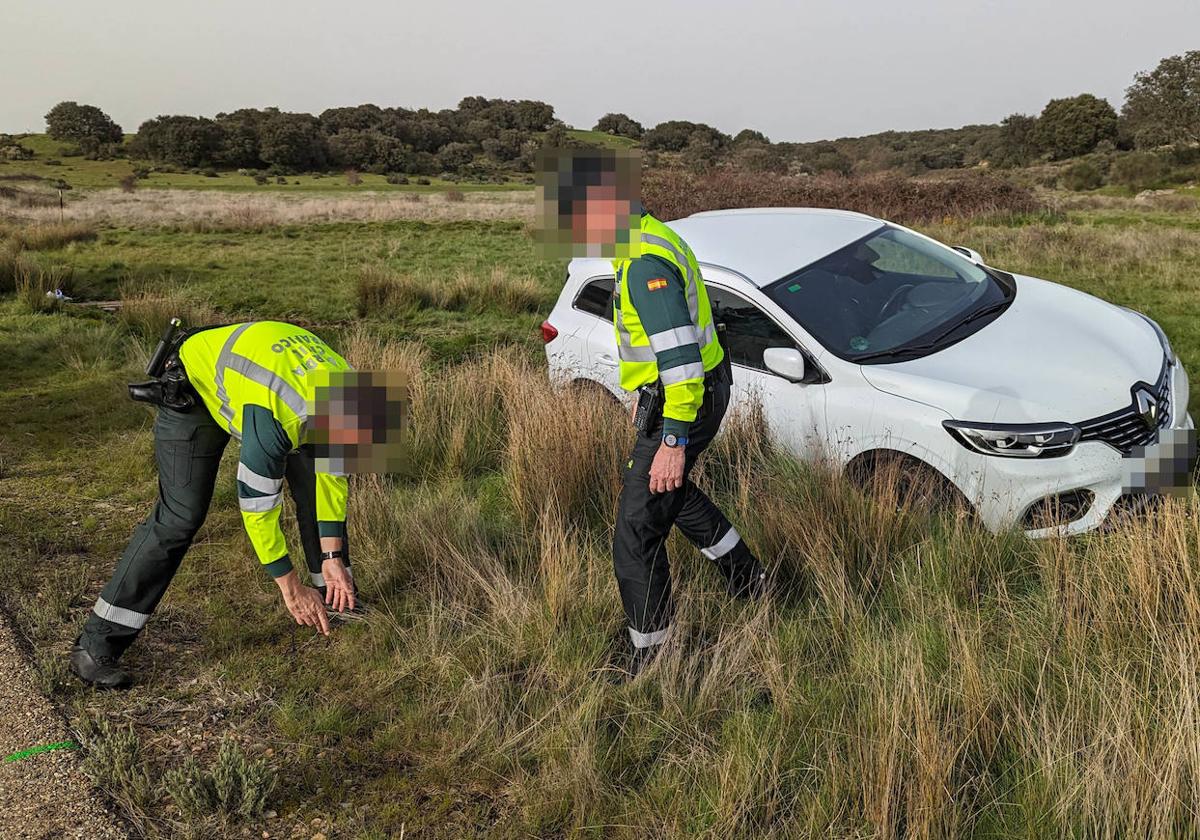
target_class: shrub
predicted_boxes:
[1110,151,1171,189]
[345,168,362,185]
[200,166,219,178]
[79,720,154,811]
[253,173,268,185]
[275,175,287,185]
[162,738,276,820]
[118,174,136,193]
[1060,160,1104,191]
[641,171,1043,224]
[437,142,476,172]
[386,173,409,185]
[416,176,431,185]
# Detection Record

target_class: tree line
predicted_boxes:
[34,50,1200,182]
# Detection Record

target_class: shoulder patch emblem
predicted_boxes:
[646,277,668,291]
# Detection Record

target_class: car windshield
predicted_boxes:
[765,226,1012,363]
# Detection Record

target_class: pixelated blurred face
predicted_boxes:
[573,183,630,245]
[535,148,641,260]
[306,371,409,474]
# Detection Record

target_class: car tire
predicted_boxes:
[846,450,973,517]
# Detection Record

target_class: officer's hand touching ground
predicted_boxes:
[649,442,685,494]
[276,571,330,635]
[321,557,355,613]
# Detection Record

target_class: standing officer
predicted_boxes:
[538,149,765,675]
[70,320,371,689]
[612,210,766,673]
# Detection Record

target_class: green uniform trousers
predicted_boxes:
[81,404,348,660]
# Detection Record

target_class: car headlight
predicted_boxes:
[1127,308,1175,364]
[943,420,1081,458]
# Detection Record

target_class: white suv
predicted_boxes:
[542,208,1195,536]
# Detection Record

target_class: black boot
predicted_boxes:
[627,644,662,680]
[69,641,132,689]
[727,563,768,600]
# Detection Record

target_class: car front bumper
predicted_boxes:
[959,360,1195,536]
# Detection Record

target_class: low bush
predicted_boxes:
[641,171,1044,223]
[1061,160,1105,191]
[386,173,409,185]
[1110,152,1171,190]
[79,720,154,813]
[162,738,277,821]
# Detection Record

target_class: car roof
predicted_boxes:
[670,208,886,286]
[567,208,887,289]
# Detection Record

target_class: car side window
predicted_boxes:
[573,276,614,321]
[707,286,799,372]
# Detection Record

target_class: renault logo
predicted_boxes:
[1134,387,1159,429]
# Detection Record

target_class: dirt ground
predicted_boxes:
[0,612,127,840]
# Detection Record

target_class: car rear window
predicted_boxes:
[573,276,614,321]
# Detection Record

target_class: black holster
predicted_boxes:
[128,318,197,411]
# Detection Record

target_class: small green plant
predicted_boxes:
[80,720,154,809]
[162,738,277,820]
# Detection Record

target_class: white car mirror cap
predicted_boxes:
[952,245,984,264]
[763,348,806,382]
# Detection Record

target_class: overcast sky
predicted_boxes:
[3,0,1196,141]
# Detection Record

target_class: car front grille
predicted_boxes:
[1077,360,1171,455]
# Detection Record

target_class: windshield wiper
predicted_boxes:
[850,299,1013,364]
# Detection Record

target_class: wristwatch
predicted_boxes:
[662,433,688,448]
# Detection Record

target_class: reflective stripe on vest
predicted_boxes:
[212,324,308,439]
[612,215,721,379]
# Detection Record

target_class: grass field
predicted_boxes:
[2,134,532,192]
[1,187,1199,837]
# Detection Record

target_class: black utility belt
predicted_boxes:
[632,366,725,436]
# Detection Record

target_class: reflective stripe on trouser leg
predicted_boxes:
[92,597,151,629]
[629,625,669,648]
[700,527,741,560]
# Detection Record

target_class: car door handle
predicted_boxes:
[597,354,618,366]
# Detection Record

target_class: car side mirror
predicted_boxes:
[952,245,984,264]
[763,347,807,382]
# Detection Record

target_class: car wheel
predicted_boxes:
[846,450,973,516]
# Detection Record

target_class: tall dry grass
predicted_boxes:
[0,188,534,229]
[322,331,1200,836]
[356,263,547,317]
